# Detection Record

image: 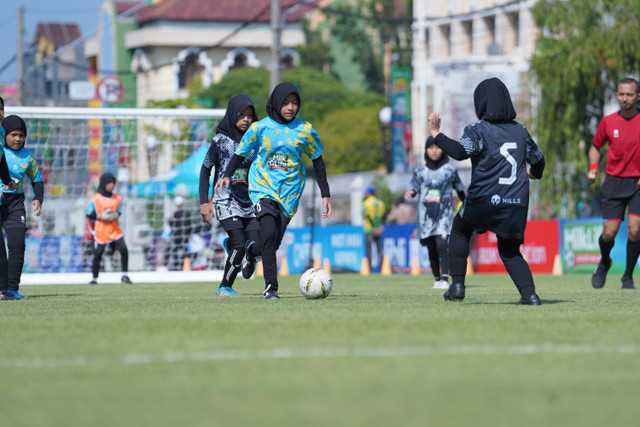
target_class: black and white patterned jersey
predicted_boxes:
[409,163,465,239]
[457,120,544,240]
[203,133,256,220]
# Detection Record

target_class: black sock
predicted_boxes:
[624,239,640,277]
[599,235,615,262]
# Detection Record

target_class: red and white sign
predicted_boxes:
[469,219,560,273]
[96,76,124,104]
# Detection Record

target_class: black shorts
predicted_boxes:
[0,194,27,230]
[601,175,640,220]
[254,198,291,225]
[219,216,260,233]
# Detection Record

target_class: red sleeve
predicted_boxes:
[592,117,608,148]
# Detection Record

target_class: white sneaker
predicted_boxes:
[433,280,449,289]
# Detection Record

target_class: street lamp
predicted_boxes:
[378,106,392,173]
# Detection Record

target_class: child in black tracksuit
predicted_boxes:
[1,115,44,300]
[428,77,546,305]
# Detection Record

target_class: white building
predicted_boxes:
[411,0,539,162]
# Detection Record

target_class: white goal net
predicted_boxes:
[5,106,226,276]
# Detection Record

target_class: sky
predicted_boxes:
[0,0,114,84]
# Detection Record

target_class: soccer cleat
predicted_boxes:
[432,279,449,289]
[263,284,279,299]
[621,276,636,290]
[216,286,239,296]
[241,240,257,279]
[121,275,133,284]
[6,290,25,299]
[0,290,18,301]
[517,293,542,306]
[443,283,465,301]
[89,279,98,285]
[222,237,231,256]
[591,258,612,288]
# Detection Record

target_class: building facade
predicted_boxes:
[411,0,539,164]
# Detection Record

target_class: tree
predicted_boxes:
[324,0,412,94]
[530,0,640,217]
[314,106,386,173]
[200,66,388,171]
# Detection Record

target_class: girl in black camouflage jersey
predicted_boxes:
[199,95,261,296]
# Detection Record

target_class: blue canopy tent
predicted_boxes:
[129,144,210,198]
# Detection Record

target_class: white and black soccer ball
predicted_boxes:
[299,268,333,299]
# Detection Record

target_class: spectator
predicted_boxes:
[363,186,386,269]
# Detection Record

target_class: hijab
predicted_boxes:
[98,173,116,198]
[424,136,448,169]
[216,95,258,143]
[473,77,517,122]
[2,115,27,150]
[266,82,300,124]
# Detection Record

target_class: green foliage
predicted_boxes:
[315,106,386,173]
[200,66,389,172]
[201,67,271,114]
[530,0,640,217]
[297,19,335,73]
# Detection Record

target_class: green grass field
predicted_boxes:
[1,273,639,427]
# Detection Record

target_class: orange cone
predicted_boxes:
[411,258,420,275]
[466,256,474,275]
[182,257,191,271]
[552,254,563,276]
[279,257,289,276]
[256,260,264,277]
[380,255,392,276]
[360,257,371,276]
[313,256,321,268]
[323,258,332,275]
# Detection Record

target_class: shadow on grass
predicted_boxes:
[465,299,569,306]
[25,294,84,299]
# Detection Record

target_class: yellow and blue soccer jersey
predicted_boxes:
[236,116,323,218]
[2,146,43,194]
[0,126,5,147]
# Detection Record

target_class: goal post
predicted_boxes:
[5,106,226,277]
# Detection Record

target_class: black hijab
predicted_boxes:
[473,77,517,122]
[2,115,28,151]
[424,136,448,169]
[98,173,116,197]
[216,95,258,143]
[266,82,300,124]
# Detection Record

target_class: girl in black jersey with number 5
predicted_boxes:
[428,77,546,305]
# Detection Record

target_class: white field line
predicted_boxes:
[2,344,638,369]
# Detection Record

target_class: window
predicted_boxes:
[505,11,520,54]
[460,20,473,55]
[440,24,451,58]
[483,15,497,55]
[178,52,203,90]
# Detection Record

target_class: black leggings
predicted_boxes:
[220,227,261,287]
[5,228,26,291]
[421,235,449,280]
[0,229,7,290]
[259,212,289,291]
[92,238,129,279]
[449,214,535,298]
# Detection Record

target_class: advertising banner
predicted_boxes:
[469,219,560,273]
[560,218,629,274]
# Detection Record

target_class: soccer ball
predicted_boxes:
[299,268,333,299]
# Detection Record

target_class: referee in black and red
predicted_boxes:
[588,77,640,290]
